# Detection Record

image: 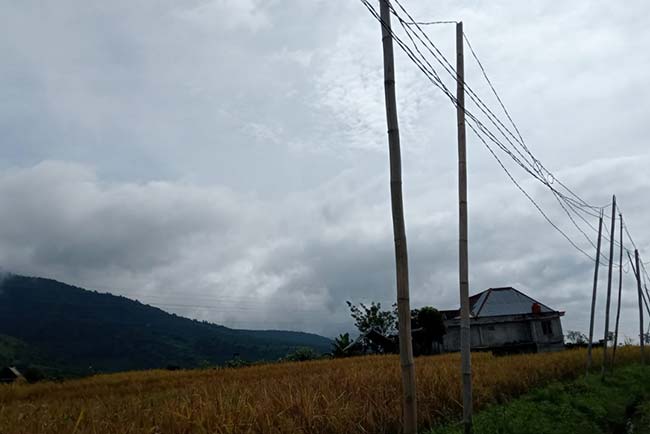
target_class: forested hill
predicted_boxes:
[0,274,331,377]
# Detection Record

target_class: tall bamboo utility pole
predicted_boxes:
[635,249,645,364]
[586,210,603,375]
[611,213,623,371]
[378,1,417,432]
[601,195,616,380]
[456,21,473,434]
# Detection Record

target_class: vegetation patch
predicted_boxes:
[430,363,650,434]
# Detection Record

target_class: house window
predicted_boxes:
[541,320,553,336]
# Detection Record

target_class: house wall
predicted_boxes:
[479,321,532,347]
[530,317,564,352]
[443,314,564,352]
[442,326,475,352]
[442,328,457,352]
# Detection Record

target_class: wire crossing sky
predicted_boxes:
[361,0,647,269]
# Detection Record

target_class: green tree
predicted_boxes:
[411,307,446,355]
[346,301,396,335]
[346,301,397,352]
[331,333,354,358]
[284,347,320,362]
[415,307,446,340]
[347,302,449,355]
[565,330,587,345]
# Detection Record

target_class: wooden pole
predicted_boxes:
[635,249,645,364]
[611,213,623,371]
[601,196,616,379]
[456,21,473,434]
[378,1,417,432]
[586,210,603,375]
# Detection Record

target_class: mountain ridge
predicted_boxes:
[0,274,331,377]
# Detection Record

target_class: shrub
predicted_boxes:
[284,347,320,362]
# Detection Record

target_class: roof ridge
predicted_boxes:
[474,288,492,317]
[468,286,559,317]
[508,287,555,312]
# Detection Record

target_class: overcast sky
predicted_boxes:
[1,0,649,340]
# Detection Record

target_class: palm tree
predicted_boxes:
[331,333,353,358]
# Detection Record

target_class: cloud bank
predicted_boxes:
[1,0,649,340]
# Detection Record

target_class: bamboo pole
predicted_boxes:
[456,21,473,434]
[601,196,616,380]
[586,210,603,375]
[378,1,417,432]
[611,213,623,371]
[635,249,645,364]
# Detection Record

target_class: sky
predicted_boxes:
[1,0,650,340]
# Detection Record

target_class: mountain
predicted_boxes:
[0,334,42,367]
[0,274,332,377]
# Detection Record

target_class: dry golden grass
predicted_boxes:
[0,347,641,434]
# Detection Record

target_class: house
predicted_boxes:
[0,366,25,383]
[442,287,565,354]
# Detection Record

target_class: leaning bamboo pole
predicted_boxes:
[586,210,603,375]
[378,1,417,432]
[601,195,616,380]
[455,21,473,434]
[611,213,623,371]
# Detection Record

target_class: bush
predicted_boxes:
[224,357,251,369]
[284,347,320,362]
[22,366,46,383]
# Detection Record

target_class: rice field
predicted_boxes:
[0,347,641,434]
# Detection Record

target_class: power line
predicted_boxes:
[359,0,647,273]
[467,122,598,262]
[383,1,603,261]
[405,20,458,25]
[392,1,604,210]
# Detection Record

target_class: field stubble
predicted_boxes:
[0,347,641,434]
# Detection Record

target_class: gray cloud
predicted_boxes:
[0,0,649,342]
[1,156,648,340]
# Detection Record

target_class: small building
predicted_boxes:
[0,366,25,383]
[442,287,565,354]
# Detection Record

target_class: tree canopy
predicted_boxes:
[346,301,446,355]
